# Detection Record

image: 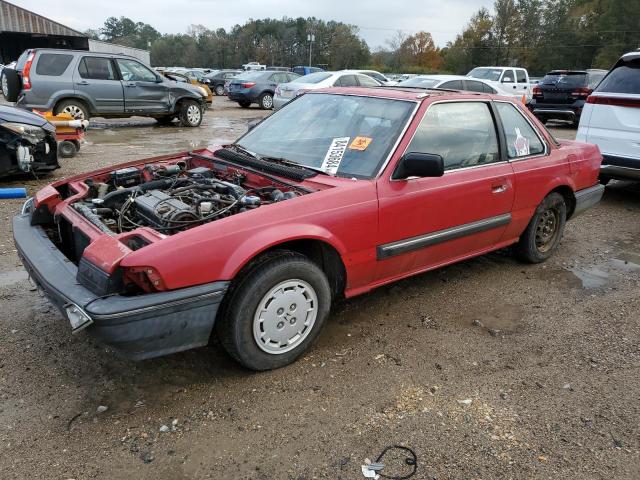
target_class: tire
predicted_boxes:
[514,192,567,263]
[259,92,274,110]
[54,99,89,121]
[238,100,251,108]
[72,140,81,152]
[178,100,203,127]
[216,250,332,371]
[599,176,611,186]
[58,140,77,158]
[2,68,21,102]
[214,84,225,96]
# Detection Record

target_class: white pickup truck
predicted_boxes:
[467,66,532,100]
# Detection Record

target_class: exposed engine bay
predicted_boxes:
[73,159,305,235]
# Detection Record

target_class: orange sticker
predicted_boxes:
[349,136,373,151]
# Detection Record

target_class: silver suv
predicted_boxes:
[3,49,207,127]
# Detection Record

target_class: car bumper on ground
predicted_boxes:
[13,212,229,360]
[600,154,640,181]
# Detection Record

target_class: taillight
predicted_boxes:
[586,95,640,108]
[532,86,541,96]
[22,51,35,90]
[241,82,256,88]
[571,87,591,99]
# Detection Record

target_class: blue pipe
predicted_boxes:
[0,188,27,199]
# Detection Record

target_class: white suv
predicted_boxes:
[576,51,640,182]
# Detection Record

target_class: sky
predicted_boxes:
[13,0,494,49]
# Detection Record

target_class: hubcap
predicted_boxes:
[262,95,273,108]
[535,207,559,253]
[186,104,201,125]
[62,105,85,120]
[215,86,224,95]
[1,75,8,97]
[253,279,318,355]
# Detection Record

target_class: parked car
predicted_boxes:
[356,70,397,85]
[242,62,266,71]
[204,69,242,96]
[0,105,58,176]
[3,49,207,127]
[292,66,325,76]
[13,87,603,370]
[273,70,382,110]
[577,52,640,182]
[397,74,522,99]
[228,70,300,109]
[162,71,213,108]
[529,69,608,126]
[468,66,531,100]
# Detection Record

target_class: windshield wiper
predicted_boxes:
[260,155,328,175]
[225,143,261,159]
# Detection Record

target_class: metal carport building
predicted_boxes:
[0,0,88,64]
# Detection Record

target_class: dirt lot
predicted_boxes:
[1,97,639,480]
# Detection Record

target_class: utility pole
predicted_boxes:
[307,33,315,67]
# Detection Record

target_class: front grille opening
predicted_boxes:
[47,216,90,264]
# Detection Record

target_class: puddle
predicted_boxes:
[0,269,29,288]
[570,256,640,289]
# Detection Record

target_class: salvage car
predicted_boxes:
[13,87,604,370]
[3,49,207,126]
[1,105,58,177]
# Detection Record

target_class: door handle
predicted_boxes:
[491,181,509,193]
[76,81,89,86]
[125,82,137,87]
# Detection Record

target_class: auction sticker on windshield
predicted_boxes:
[349,136,373,151]
[321,137,350,175]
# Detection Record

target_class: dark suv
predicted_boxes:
[3,49,208,127]
[529,69,607,125]
[227,70,299,109]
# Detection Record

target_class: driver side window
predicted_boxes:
[405,102,500,171]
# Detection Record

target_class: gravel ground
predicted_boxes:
[0,97,639,480]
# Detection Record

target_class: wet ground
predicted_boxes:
[1,97,639,479]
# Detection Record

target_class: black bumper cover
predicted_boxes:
[13,213,229,360]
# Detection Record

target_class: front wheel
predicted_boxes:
[514,192,567,263]
[214,85,225,96]
[178,100,203,127]
[216,251,332,371]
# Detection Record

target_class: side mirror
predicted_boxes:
[502,76,514,83]
[392,153,444,180]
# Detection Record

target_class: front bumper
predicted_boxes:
[13,212,229,360]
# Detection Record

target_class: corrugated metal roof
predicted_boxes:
[0,0,85,37]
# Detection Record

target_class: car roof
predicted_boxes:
[414,74,468,81]
[621,51,640,61]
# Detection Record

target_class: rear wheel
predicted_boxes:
[259,92,273,110]
[2,68,21,102]
[515,192,567,263]
[54,100,89,121]
[214,84,225,96]
[178,100,203,127]
[216,251,332,371]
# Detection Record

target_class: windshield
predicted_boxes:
[293,72,332,84]
[542,72,587,87]
[398,77,440,88]
[468,68,503,81]
[236,93,415,179]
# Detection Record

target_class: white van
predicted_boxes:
[467,66,531,100]
[576,51,640,182]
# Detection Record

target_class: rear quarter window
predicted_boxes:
[596,60,640,94]
[35,54,73,76]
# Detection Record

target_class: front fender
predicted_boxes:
[220,223,349,279]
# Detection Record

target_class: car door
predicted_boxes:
[115,58,168,114]
[515,69,530,98]
[501,69,520,94]
[375,100,515,281]
[492,101,555,241]
[73,56,124,114]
